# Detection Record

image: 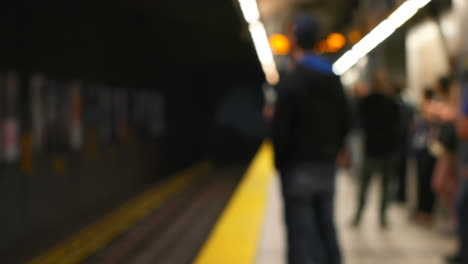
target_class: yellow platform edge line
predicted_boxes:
[28,161,213,264]
[194,141,275,264]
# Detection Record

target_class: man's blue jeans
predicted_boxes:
[281,164,341,264]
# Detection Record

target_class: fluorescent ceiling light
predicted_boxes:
[414,0,432,8]
[353,20,396,58]
[333,50,360,76]
[249,22,275,65]
[387,1,419,29]
[333,0,433,75]
[249,22,279,85]
[237,0,279,85]
[238,0,260,24]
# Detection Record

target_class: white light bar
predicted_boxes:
[333,0,433,75]
[249,22,275,65]
[238,0,279,85]
[238,0,260,24]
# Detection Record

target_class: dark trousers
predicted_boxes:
[416,149,436,214]
[355,156,395,224]
[283,192,341,264]
[456,180,468,263]
[395,151,408,202]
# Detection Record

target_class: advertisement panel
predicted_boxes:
[69,80,83,151]
[30,74,47,153]
[3,71,20,163]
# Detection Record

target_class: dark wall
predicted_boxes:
[163,65,266,168]
[0,0,260,85]
[0,1,266,261]
[0,81,168,262]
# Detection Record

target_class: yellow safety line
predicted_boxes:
[194,141,275,264]
[28,162,212,264]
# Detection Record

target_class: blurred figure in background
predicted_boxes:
[353,81,370,98]
[452,87,468,264]
[346,81,370,179]
[411,88,437,225]
[272,14,350,264]
[352,70,400,228]
[429,77,458,225]
[262,82,276,122]
[392,79,415,204]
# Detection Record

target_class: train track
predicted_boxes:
[82,165,245,264]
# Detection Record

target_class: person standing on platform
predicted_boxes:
[411,88,437,225]
[430,77,458,219]
[392,80,415,204]
[446,87,468,264]
[272,14,350,264]
[352,70,400,228]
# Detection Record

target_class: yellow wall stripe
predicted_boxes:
[194,141,275,264]
[28,162,212,264]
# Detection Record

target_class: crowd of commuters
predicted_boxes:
[270,13,468,264]
[348,73,466,263]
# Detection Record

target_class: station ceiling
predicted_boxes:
[258,0,359,35]
[0,0,358,86]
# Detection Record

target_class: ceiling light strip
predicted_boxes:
[238,0,279,85]
[333,0,433,75]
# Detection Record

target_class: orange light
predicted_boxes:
[348,30,362,44]
[269,34,290,55]
[314,40,328,54]
[326,33,346,53]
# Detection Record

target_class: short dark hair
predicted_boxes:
[438,76,452,94]
[293,14,320,50]
[423,88,434,100]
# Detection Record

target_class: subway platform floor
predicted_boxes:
[256,171,457,264]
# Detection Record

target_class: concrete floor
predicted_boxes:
[256,171,457,264]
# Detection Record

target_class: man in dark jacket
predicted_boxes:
[392,81,414,203]
[272,14,350,264]
[352,70,400,228]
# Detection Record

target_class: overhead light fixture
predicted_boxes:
[269,34,291,55]
[238,0,279,85]
[326,33,347,52]
[249,22,279,85]
[333,0,433,75]
[250,22,275,65]
[238,0,260,24]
